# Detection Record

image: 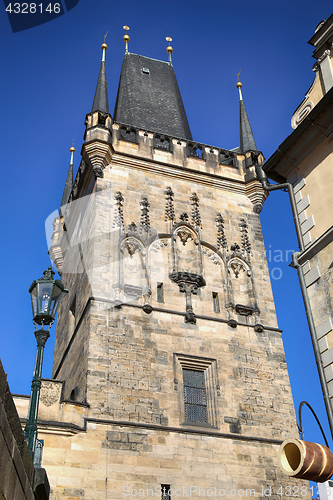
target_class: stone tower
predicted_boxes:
[23,40,309,499]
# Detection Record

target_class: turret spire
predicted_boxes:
[91,38,110,114]
[60,145,74,209]
[237,78,257,152]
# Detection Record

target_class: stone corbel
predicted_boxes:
[245,179,269,214]
[82,140,114,178]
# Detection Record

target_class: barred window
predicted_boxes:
[182,369,208,423]
[174,353,219,428]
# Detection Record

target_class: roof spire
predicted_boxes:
[166,37,173,66]
[61,144,74,209]
[237,77,257,152]
[123,25,130,54]
[91,38,110,114]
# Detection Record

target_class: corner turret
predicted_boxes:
[237,80,257,153]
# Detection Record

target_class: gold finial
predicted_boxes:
[166,36,173,65]
[123,25,130,53]
[236,71,243,100]
[70,141,75,164]
[102,31,108,50]
[101,32,108,62]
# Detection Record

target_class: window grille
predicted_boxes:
[182,369,208,423]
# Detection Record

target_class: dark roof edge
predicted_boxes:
[125,52,170,65]
[263,85,333,180]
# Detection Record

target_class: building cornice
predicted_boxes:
[263,86,333,182]
[298,225,333,264]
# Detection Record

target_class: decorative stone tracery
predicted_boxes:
[190,193,202,228]
[239,218,251,255]
[140,197,151,234]
[215,213,227,251]
[113,191,124,229]
[165,187,175,223]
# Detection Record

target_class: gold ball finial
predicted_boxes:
[236,81,242,89]
[166,36,173,54]
[70,146,75,153]
[123,25,130,43]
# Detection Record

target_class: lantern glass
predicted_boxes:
[49,284,63,318]
[30,284,38,319]
[37,282,53,316]
[29,267,68,326]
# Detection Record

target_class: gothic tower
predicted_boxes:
[24,38,309,499]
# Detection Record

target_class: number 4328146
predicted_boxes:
[6,3,61,13]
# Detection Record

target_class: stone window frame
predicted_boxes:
[173,353,219,428]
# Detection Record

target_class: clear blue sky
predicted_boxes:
[0,0,332,450]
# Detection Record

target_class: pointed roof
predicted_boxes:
[60,148,74,209]
[92,49,109,114]
[238,83,257,152]
[113,53,192,140]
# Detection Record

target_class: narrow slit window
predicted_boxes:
[183,369,208,423]
[161,485,171,500]
[157,283,164,303]
[212,292,220,313]
[69,296,76,334]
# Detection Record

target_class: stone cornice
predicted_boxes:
[20,416,284,445]
[110,153,247,195]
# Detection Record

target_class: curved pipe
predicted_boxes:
[298,401,329,447]
[255,164,304,251]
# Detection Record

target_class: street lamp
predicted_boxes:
[24,267,68,460]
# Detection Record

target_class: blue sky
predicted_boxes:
[1,0,332,451]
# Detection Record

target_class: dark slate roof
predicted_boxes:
[60,162,73,209]
[113,53,192,140]
[240,100,257,152]
[92,60,109,114]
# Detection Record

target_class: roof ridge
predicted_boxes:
[126,52,170,65]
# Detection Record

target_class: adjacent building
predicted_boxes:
[263,15,333,416]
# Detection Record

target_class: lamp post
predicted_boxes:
[24,266,68,460]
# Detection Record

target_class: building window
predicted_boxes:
[161,485,171,500]
[174,354,219,428]
[183,369,208,423]
[212,292,220,313]
[157,283,164,303]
